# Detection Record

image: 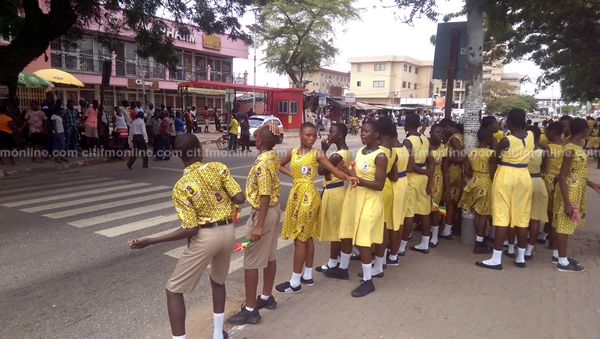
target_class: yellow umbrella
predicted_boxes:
[34,68,85,87]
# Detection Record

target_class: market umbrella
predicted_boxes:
[18,71,52,88]
[34,68,85,87]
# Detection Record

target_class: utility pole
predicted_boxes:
[462,4,484,151]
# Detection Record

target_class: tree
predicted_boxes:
[483,80,514,102]
[516,94,537,112]
[485,96,529,115]
[257,0,361,88]
[0,0,258,106]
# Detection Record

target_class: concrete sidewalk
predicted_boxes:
[218,161,600,339]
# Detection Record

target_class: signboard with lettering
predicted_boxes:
[127,78,159,90]
[344,92,356,105]
[0,85,8,100]
[203,35,222,50]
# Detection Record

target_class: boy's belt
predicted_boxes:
[325,182,344,189]
[500,162,527,168]
[202,218,233,228]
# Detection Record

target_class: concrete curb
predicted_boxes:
[0,157,109,178]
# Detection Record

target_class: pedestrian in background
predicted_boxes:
[203,106,210,133]
[240,115,251,152]
[228,114,239,151]
[51,107,69,163]
[127,112,148,169]
[0,106,18,165]
[21,100,49,162]
[174,112,185,137]
[149,112,161,158]
[156,111,171,161]
[183,108,194,133]
[63,100,79,155]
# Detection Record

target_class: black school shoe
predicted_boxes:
[315,262,338,273]
[556,262,585,273]
[475,261,503,270]
[351,279,375,297]
[256,295,277,310]
[409,246,429,254]
[324,267,350,280]
[514,260,526,268]
[551,256,580,265]
[275,281,302,294]
[386,256,399,266]
[300,277,315,286]
[503,250,515,259]
[358,271,384,278]
[227,306,261,325]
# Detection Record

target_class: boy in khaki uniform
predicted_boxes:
[129,134,245,339]
[228,124,282,325]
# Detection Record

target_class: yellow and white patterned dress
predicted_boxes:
[553,143,587,234]
[319,149,351,242]
[528,147,549,222]
[380,145,398,227]
[406,133,431,217]
[391,145,409,230]
[281,148,321,241]
[447,133,464,202]
[339,147,385,246]
[586,129,600,149]
[458,148,494,216]
[430,143,448,211]
[543,143,564,212]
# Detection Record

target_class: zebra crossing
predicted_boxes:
[0,175,291,262]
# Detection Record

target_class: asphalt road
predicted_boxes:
[0,133,366,339]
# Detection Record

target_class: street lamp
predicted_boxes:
[247,19,265,111]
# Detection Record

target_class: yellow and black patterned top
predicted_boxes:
[246,150,281,208]
[172,162,242,228]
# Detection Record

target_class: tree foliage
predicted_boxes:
[392,0,600,102]
[483,80,513,102]
[0,0,259,104]
[258,0,362,88]
[485,96,529,115]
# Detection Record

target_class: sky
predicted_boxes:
[232,0,560,98]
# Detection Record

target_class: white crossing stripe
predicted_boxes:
[144,227,180,239]
[1,182,150,208]
[0,176,106,195]
[20,186,171,213]
[68,201,174,228]
[43,191,174,219]
[95,215,180,237]
[0,180,130,203]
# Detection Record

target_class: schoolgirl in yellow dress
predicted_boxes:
[276,122,358,294]
[476,109,533,270]
[439,118,464,239]
[388,127,410,265]
[536,122,564,245]
[458,128,495,254]
[399,113,434,255]
[316,123,352,273]
[585,123,599,151]
[324,120,388,297]
[428,124,449,247]
[481,115,501,149]
[552,118,600,272]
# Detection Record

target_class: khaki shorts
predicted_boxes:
[84,124,98,138]
[166,224,235,294]
[244,204,281,269]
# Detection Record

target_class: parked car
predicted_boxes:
[239,115,284,144]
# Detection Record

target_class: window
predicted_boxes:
[408,82,411,89]
[456,81,461,89]
[436,87,439,94]
[415,67,419,74]
[357,64,362,72]
[454,92,461,101]
[357,81,362,87]
[277,101,289,114]
[409,65,412,73]
[326,84,330,90]
[441,80,447,89]
[289,101,299,114]
[51,36,98,73]
[402,81,407,88]
[374,63,386,71]
[414,83,417,90]
[373,80,385,87]
[403,64,407,71]
[336,76,339,81]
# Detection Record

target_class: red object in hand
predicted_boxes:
[571,204,579,222]
[349,160,356,170]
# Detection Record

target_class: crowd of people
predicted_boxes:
[126,108,599,339]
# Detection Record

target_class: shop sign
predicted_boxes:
[203,35,222,50]
[344,92,356,105]
[0,85,8,99]
[127,78,159,90]
[187,88,226,95]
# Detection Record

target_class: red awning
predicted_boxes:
[178,79,307,93]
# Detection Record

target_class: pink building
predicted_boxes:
[19,15,249,113]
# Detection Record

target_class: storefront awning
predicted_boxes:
[333,100,350,108]
[355,102,379,110]
[178,79,307,94]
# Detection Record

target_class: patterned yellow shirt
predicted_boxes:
[246,150,281,208]
[172,162,242,228]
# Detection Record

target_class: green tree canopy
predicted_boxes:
[485,96,529,115]
[257,0,362,88]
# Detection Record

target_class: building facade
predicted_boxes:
[483,61,521,95]
[18,15,248,114]
[347,55,433,105]
[288,68,350,97]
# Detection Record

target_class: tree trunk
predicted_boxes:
[463,4,484,151]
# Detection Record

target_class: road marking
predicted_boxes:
[1,182,150,207]
[20,186,171,213]
[96,215,180,237]
[0,180,132,203]
[0,177,107,195]
[144,227,180,239]
[43,191,174,219]
[68,201,173,228]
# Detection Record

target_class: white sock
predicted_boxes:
[525,244,535,256]
[340,252,351,269]
[482,249,503,266]
[476,235,484,242]
[558,257,569,266]
[389,254,398,261]
[336,256,341,264]
[538,231,548,240]
[173,335,186,339]
[553,250,559,258]
[290,272,302,288]
[415,236,430,250]
[361,263,372,281]
[373,256,384,275]
[383,248,389,261]
[303,267,313,280]
[431,225,440,244]
[516,247,526,263]
[327,258,337,268]
[352,246,360,256]
[213,313,224,339]
[399,240,408,253]
[507,244,515,254]
[260,294,270,300]
[245,306,255,311]
[503,240,509,246]
[441,224,453,236]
